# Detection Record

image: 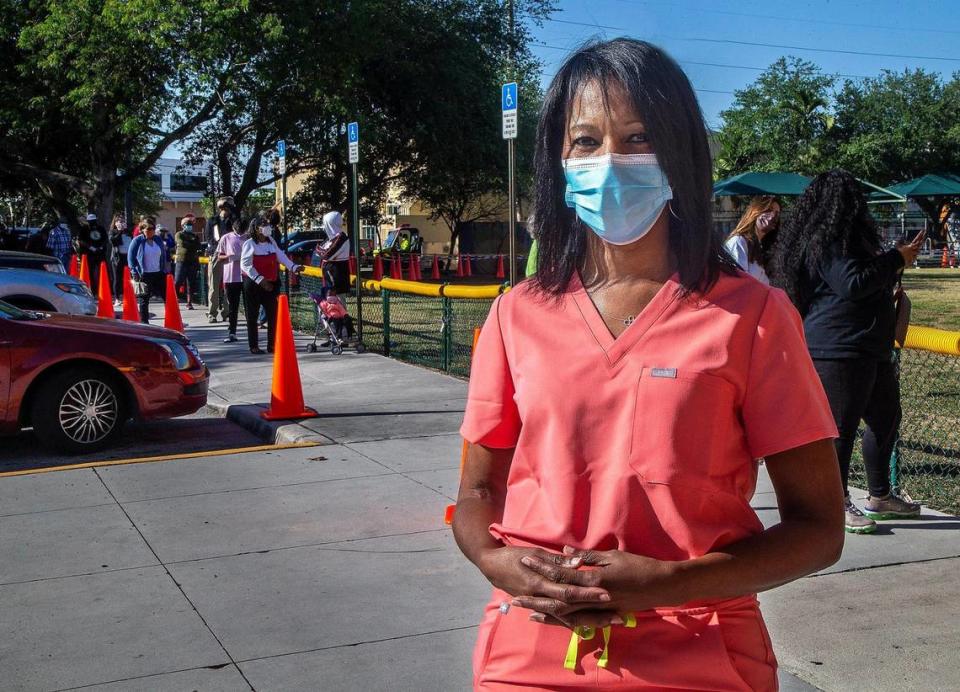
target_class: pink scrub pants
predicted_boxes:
[474,589,778,691]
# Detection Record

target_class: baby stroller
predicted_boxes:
[306,290,366,355]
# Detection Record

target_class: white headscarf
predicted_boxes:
[322,211,343,240]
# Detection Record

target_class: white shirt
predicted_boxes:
[724,236,769,285]
[141,240,163,273]
[240,237,298,284]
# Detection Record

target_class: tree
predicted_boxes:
[0,0,252,226]
[407,57,542,257]
[284,0,553,240]
[716,58,836,178]
[833,69,960,229]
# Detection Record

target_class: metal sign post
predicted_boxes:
[348,122,363,343]
[277,139,288,295]
[502,82,518,286]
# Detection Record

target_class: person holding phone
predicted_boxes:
[772,170,926,534]
[240,213,303,354]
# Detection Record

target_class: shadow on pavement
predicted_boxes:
[0,414,265,474]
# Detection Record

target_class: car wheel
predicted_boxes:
[31,368,126,454]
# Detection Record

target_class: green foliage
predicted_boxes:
[716,58,836,178]
[283,1,551,234]
[833,69,960,185]
[716,59,960,228]
[0,0,253,222]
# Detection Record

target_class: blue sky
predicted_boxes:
[524,0,960,129]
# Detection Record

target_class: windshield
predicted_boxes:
[0,299,35,320]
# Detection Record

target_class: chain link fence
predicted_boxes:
[848,347,960,515]
[196,260,960,514]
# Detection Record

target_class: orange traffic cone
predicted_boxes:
[496,254,505,280]
[445,326,483,525]
[942,247,949,268]
[261,294,318,420]
[408,254,418,281]
[373,255,384,281]
[79,255,91,288]
[121,267,140,322]
[68,255,79,278]
[96,261,114,318]
[464,254,472,277]
[415,254,423,281]
[455,255,464,278]
[163,274,184,332]
[431,255,441,280]
[390,256,400,279]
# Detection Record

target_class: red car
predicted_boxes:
[0,300,209,453]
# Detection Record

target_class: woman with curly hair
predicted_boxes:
[724,196,781,284]
[771,169,926,534]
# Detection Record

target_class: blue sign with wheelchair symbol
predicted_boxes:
[348,122,359,143]
[502,83,518,112]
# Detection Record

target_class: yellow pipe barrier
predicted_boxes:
[442,283,509,299]
[203,254,958,356]
[903,325,960,357]
[377,278,446,297]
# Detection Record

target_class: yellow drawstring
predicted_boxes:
[563,614,637,670]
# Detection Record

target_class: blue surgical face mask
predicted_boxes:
[563,153,673,245]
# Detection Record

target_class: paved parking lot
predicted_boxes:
[0,412,266,475]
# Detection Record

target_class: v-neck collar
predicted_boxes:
[570,271,680,365]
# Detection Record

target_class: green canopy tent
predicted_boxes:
[713,172,812,197]
[880,174,960,244]
[885,173,960,199]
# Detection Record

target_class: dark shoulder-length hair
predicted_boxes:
[532,38,732,296]
[770,169,880,312]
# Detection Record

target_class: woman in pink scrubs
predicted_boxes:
[453,39,845,691]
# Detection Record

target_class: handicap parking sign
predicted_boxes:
[502,83,518,112]
[502,83,518,139]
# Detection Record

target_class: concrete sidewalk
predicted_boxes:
[1,309,957,691]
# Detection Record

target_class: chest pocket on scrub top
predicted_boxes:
[629,368,738,492]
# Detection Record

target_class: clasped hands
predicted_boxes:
[480,545,677,630]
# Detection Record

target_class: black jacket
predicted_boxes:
[204,213,237,256]
[802,241,904,360]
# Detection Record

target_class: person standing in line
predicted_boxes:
[46,217,73,268]
[240,215,303,354]
[0,221,17,250]
[127,217,169,324]
[216,217,247,343]
[109,215,133,307]
[174,214,203,310]
[205,197,237,323]
[316,210,351,294]
[772,170,926,534]
[25,222,51,255]
[78,213,110,290]
[157,224,175,274]
[724,196,781,284]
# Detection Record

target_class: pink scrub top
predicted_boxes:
[461,271,837,688]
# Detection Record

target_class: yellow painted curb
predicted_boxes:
[0,442,318,478]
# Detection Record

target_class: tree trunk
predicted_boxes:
[914,197,948,243]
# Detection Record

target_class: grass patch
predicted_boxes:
[902,268,960,332]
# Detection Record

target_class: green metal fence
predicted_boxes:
[196,262,960,515]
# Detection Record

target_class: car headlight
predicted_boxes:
[56,282,92,296]
[147,338,192,370]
